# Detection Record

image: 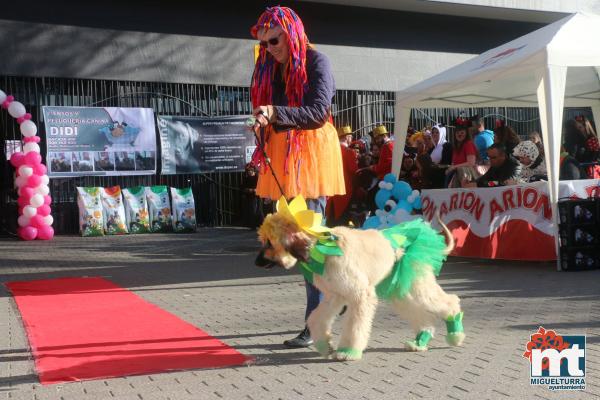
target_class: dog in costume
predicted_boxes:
[255,196,465,360]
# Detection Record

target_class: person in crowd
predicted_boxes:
[414,154,446,189]
[563,117,599,178]
[529,131,545,158]
[559,147,582,180]
[249,6,345,348]
[473,117,495,164]
[326,126,358,226]
[369,142,380,165]
[445,126,478,187]
[462,143,521,187]
[398,151,417,182]
[494,124,521,155]
[367,125,394,179]
[430,125,452,165]
[512,140,546,182]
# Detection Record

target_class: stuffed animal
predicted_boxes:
[362,173,422,230]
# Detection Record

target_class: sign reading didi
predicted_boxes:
[524,327,586,391]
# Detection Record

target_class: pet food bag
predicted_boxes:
[76,187,104,237]
[122,186,151,234]
[170,187,197,232]
[100,186,129,235]
[146,186,173,233]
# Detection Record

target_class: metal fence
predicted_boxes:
[0,76,397,235]
[1,75,593,236]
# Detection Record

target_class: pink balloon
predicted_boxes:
[26,174,42,188]
[10,152,25,168]
[36,225,54,240]
[24,152,42,166]
[18,226,38,241]
[18,206,24,214]
[17,196,30,207]
[23,136,41,143]
[33,164,47,176]
[21,187,35,199]
[43,195,52,206]
[37,204,51,217]
[29,214,45,229]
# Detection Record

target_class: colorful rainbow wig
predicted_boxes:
[250,6,309,108]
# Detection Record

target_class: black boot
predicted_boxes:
[283,326,313,348]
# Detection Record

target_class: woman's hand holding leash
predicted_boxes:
[252,106,276,131]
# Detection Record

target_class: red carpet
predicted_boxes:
[6,277,250,385]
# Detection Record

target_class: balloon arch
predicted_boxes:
[1,89,54,240]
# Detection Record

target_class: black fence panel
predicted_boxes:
[0,76,399,235]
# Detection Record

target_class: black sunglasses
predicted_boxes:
[259,34,283,48]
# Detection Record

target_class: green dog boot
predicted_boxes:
[314,339,334,359]
[446,311,465,347]
[334,347,363,361]
[405,330,432,352]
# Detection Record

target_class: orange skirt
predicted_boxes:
[256,122,346,200]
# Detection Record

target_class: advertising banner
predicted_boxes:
[157,115,255,175]
[421,180,600,261]
[42,106,156,177]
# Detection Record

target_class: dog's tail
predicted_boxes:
[436,211,455,256]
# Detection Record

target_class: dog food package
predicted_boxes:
[170,187,197,232]
[100,186,129,235]
[146,185,173,233]
[122,186,151,234]
[76,187,104,237]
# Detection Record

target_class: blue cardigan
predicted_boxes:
[271,49,336,131]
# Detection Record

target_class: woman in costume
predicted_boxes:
[250,6,345,348]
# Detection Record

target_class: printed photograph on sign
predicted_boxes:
[135,151,156,171]
[72,152,94,172]
[48,152,72,173]
[115,152,135,171]
[94,152,115,172]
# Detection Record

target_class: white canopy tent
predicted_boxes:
[392,12,600,267]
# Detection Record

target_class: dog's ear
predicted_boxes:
[285,232,312,262]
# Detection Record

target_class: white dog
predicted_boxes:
[256,200,465,361]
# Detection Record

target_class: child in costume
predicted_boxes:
[249,6,345,348]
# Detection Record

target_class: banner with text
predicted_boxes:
[42,106,157,177]
[157,115,256,175]
[421,180,600,260]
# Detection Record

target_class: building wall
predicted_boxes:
[0,1,548,91]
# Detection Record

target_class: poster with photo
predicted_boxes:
[157,115,255,175]
[42,106,156,177]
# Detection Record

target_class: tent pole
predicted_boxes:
[536,65,568,271]
[392,102,411,177]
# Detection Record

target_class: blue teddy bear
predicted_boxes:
[362,173,422,230]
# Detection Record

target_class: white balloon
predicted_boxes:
[23,142,40,154]
[0,90,6,104]
[17,215,30,228]
[20,120,37,137]
[30,194,44,208]
[35,185,50,196]
[14,176,27,188]
[23,205,37,218]
[43,215,54,226]
[18,165,33,177]
[41,175,50,185]
[8,101,26,118]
